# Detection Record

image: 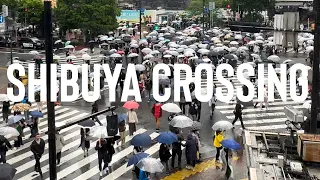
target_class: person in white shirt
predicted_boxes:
[127,109,138,136]
[209,94,216,117]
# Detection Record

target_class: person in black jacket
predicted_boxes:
[144,76,152,101]
[30,133,45,177]
[2,100,10,123]
[0,135,12,163]
[118,70,126,93]
[232,102,245,129]
[96,138,115,176]
[171,129,184,169]
[92,101,102,125]
[159,143,171,174]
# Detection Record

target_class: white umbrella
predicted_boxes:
[158,74,168,80]
[0,127,20,137]
[128,53,139,58]
[0,94,9,101]
[282,59,294,64]
[267,55,281,63]
[65,45,75,49]
[230,41,239,45]
[110,53,122,58]
[142,60,150,65]
[66,55,76,60]
[92,126,110,138]
[238,46,249,51]
[82,54,91,60]
[170,115,193,128]
[136,157,164,173]
[202,58,211,63]
[53,55,61,60]
[144,54,154,60]
[80,48,89,53]
[303,100,311,109]
[177,55,185,59]
[248,41,255,45]
[150,50,160,55]
[230,47,238,52]
[29,50,39,55]
[130,44,139,48]
[212,120,233,130]
[198,49,210,54]
[161,103,181,113]
[135,64,146,72]
[163,54,172,58]
[234,34,242,40]
[306,46,314,53]
[142,48,152,54]
[169,51,179,56]
[255,40,264,44]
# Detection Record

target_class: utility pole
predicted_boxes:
[202,0,205,33]
[44,0,57,179]
[310,0,320,134]
[139,0,142,39]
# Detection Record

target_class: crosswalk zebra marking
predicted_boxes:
[234,118,288,126]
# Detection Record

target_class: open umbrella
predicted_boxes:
[303,100,311,109]
[64,45,75,49]
[157,131,178,144]
[221,139,241,150]
[110,53,122,58]
[82,54,91,60]
[30,111,43,118]
[127,152,149,167]
[170,115,193,128]
[128,53,139,58]
[0,127,20,137]
[92,126,109,138]
[267,55,281,63]
[117,113,128,123]
[78,119,96,128]
[136,157,164,173]
[12,103,30,112]
[7,115,24,125]
[161,103,181,113]
[131,133,152,147]
[123,100,139,109]
[212,120,233,130]
[135,64,146,72]
[0,163,17,180]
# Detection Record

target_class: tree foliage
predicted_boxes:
[17,0,43,25]
[55,0,120,38]
[187,0,230,16]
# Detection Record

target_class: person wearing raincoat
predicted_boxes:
[213,129,224,162]
[159,143,171,174]
[185,134,198,169]
[152,102,162,132]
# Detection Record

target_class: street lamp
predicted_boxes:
[43,0,57,179]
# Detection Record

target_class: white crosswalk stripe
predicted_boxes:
[179,67,306,132]
[1,103,178,180]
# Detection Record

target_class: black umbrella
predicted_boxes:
[218,50,228,55]
[181,41,192,46]
[78,120,96,127]
[115,39,125,44]
[224,54,234,60]
[0,163,17,180]
[209,51,219,57]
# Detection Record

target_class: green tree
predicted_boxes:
[187,0,230,16]
[0,0,19,18]
[55,0,120,39]
[17,0,43,26]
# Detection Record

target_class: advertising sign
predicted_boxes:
[117,10,156,23]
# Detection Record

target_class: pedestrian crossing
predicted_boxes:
[179,67,307,132]
[1,102,183,180]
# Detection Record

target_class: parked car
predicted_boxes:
[18,37,45,49]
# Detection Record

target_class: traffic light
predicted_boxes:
[227,4,230,9]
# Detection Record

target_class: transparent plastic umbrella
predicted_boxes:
[161,103,181,113]
[170,115,193,128]
[212,120,233,130]
[136,157,164,173]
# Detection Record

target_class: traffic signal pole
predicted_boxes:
[44,1,57,179]
[202,0,205,33]
[310,0,320,134]
[139,0,142,39]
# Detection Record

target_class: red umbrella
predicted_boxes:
[117,50,125,54]
[123,100,139,109]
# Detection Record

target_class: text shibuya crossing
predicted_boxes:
[6,63,309,103]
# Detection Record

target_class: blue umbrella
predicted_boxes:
[30,111,43,118]
[221,139,241,150]
[131,133,152,147]
[7,115,24,125]
[127,152,149,167]
[117,114,127,123]
[157,131,178,144]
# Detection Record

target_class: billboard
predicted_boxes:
[117,10,156,23]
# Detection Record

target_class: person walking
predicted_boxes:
[209,94,216,117]
[152,102,163,132]
[213,129,225,163]
[171,129,184,169]
[127,109,138,136]
[27,117,39,138]
[14,122,23,149]
[159,143,171,174]
[35,92,42,112]
[56,131,66,165]
[80,128,90,157]
[144,76,152,101]
[185,134,198,170]
[0,135,12,163]
[231,102,245,129]
[117,118,126,147]
[179,88,186,115]
[2,100,10,123]
[95,138,109,176]
[92,101,102,125]
[30,133,45,177]
[189,101,198,121]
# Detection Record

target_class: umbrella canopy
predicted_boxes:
[127,152,149,167]
[142,48,152,54]
[170,115,193,128]
[131,133,152,147]
[7,115,24,125]
[29,50,39,55]
[161,103,181,113]
[0,94,9,101]
[117,113,128,123]
[82,54,91,60]
[128,53,139,58]
[92,126,109,138]
[212,120,233,130]
[12,103,31,112]
[135,64,146,72]
[78,120,96,128]
[190,121,202,131]
[0,127,20,137]
[157,131,178,144]
[30,111,44,118]
[282,59,294,64]
[136,157,164,173]
[0,163,17,180]
[267,55,281,63]
[221,139,241,150]
[110,53,122,58]
[65,45,75,49]
[123,100,139,110]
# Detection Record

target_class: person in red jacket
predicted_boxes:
[152,102,163,132]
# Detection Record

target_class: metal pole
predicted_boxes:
[139,0,142,39]
[310,0,320,134]
[209,10,211,29]
[203,0,205,33]
[10,34,12,64]
[44,1,57,179]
